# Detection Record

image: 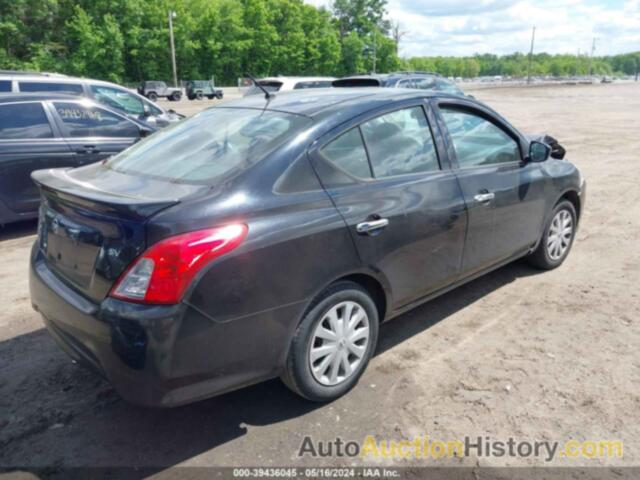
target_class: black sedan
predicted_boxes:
[29,89,585,407]
[0,94,155,226]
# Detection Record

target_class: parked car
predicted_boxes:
[242,76,335,96]
[333,71,467,96]
[185,80,224,100]
[138,81,182,102]
[0,71,182,127]
[0,93,155,226]
[30,88,585,407]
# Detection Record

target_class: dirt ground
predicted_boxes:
[1,83,639,473]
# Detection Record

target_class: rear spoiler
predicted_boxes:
[32,168,180,219]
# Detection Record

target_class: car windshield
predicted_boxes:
[106,107,311,183]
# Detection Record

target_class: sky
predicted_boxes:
[304,0,640,57]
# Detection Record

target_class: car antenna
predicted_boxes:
[245,73,274,100]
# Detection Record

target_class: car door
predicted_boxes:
[0,101,72,215]
[433,100,548,275]
[310,102,467,308]
[49,101,141,166]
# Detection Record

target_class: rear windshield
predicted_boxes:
[106,107,311,183]
[332,78,382,88]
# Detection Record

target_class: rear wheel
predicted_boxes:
[195,91,204,100]
[282,281,379,402]
[527,200,577,269]
[147,92,158,102]
[170,91,182,101]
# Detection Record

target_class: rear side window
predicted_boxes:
[19,82,83,95]
[0,103,53,139]
[54,102,139,138]
[361,106,440,177]
[440,108,520,167]
[320,128,371,179]
[0,80,11,92]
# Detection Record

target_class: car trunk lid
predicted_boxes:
[32,164,206,302]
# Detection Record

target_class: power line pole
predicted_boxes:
[168,10,178,87]
[372,32,377,74]
[588,37,596,78]
[526,26,536,85]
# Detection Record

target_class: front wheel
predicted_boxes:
[282,281,379,402]
[170,91,182,101]
[146,92,158,102]
[527,200,577,270]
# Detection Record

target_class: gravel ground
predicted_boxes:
[1,83,639,473]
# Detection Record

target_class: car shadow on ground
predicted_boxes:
[0,261,540,472]
[0,219,38,241]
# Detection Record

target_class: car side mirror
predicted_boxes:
[529,141,551,162]
[138,125,153,138]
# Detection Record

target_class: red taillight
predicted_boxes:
[110,224,248,305]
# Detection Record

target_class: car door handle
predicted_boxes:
[474,192,495,203]
[356,218,389,235]
[75,145,100,154]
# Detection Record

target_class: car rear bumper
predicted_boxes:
[30,244,302,407]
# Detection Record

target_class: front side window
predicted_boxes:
[440,108,520,167]
[320,128,371,179]
[19,82,83,95]
[107,108,311,183]
[0,80,11,92]
[0,103,53,139]
[360,106,440,177]
[54,102,139,138]
[90,85,145,116]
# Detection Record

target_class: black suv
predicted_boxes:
[0,94,154,225]
[185,80,224,100]
[333,71,466,96]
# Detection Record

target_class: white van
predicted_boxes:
[242,76,335,96]
[0,71,183,127]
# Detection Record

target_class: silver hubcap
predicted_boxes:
[547,209,573,260]
[309,301,370,386]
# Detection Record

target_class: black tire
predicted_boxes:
[195,91,204,100]
[216,92,224,99]
[206,95,215,100]
[147,92,158,102]
[282,281,379,402]
[170,91,182,101]
[527,200,577,270]
[187,94,195,100]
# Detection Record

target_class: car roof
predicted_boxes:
[259,76,336,82]
[0,92,89,103]
[217,87,457,118]
[0,72,127,89]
